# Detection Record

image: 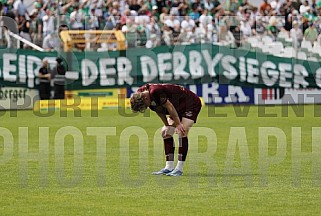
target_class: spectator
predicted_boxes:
[181,15,195,32]
[42,32,60,51]
[304,22,318,42]
[290,20,303,46]
[204,0,214,12]
[130,0,141,12]
[52,57,66,99]
[18,15,32,49]
[13,0,28,20]
[42,9,55,37]
[38,59,51,100]
[70,5,85,30]
[292,0,302,11]
[240,9,253,38]
[231,22,242,47]
[260,0,272,16]
[178,0,189,17]
[253,18,266,36]
[267,16,280,40]
[87,8,99,30]
[270,0,281,14]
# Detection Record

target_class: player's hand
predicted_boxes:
[175,123,185,137]
[161,126,175,138]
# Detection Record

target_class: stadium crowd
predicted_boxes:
[1,0,321,50]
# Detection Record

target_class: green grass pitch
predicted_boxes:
[1,105,321,215]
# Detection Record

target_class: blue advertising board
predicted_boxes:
[127,83,255,105]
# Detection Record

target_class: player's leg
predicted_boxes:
[152,118,176,175]
[167,118,194,176]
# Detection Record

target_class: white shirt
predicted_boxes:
[181,19,195,32]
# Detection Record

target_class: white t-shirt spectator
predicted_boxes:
[270,0,281,14]
[13,0,28,16]
[204,0,214,11]
[70,10,84,30]
[240,20,252,37]
[181,19,195,32]
[164,17,180,28]
[42,15,55,37]
[199,15,212,28]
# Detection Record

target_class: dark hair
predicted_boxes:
[56,57,63,64]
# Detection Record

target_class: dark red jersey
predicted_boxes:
[137,84,202,122]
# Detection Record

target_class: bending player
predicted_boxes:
[130,84,202,176]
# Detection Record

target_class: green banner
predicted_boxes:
[0,44,321,90]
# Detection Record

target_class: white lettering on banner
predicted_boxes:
[293,64,309,88]
[140,56,158,82]
[0,48,319,89]
[82,59,98,86]
[27,55,42,88]
[315,68,321,88]
[203,83,222,103]
[18,55,26,83]
[225,86,249,103]
[222,55,238,80]
[261,61,278,86]
[173,52,189,80]
[239,57,246,82]
[158,53,172,81]
[3,54,17,82]
[189,50,204,79]
[99,58,116,86]
[279,63,292,88]
[117,57,133,85]
[247,58,259,84]
[201,50,222,77]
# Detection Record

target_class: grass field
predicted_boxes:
[1,105,321,215]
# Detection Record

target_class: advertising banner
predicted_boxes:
[0,45,321,90]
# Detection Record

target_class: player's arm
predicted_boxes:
[156,112,169,126]
[162,100,185,135]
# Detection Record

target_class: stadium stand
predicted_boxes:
[1,0,321,59]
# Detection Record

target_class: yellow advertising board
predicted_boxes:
[34,97,131,111]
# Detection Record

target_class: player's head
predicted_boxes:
[130,92,149,113]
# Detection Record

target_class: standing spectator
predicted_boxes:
[290,20,303,46]
[42,32,61,51]
[231,22,242,47]
[204,0,214,12]
[267,16,280,40]
[189,3,201,23]
[130,0,141,12]
[178,0,189,17]
[260,0,272,16]
[87,8,99,30]
[170,0,181,16]
[304,22,318,42]
[181,15,195,32]
[292,0,302,11]
[252,17,266,36]
[240,9,252,38]
[52,57,66,99]
[300,0,309,14]
[159,7,169,25]
[18,15,32,48]
[240,0,254,10]
[70,5,85,30]
[311,0,318,16]
[271,0,281,14]
[42,9,55,37]
[38,59,51,100]
[13,0,29,20]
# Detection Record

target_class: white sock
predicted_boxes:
[165,161,174,170]
[175,161,185,171]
